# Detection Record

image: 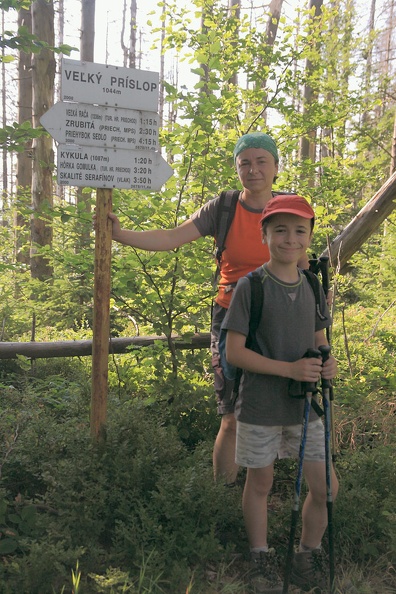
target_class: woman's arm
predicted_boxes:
[109,213,202,251]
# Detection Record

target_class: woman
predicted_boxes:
[108,132,306,485]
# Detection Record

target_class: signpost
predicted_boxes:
[56,145,173,191]
[41,59,173,442]
[40,102,160,150]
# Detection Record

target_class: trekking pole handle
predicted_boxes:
[304,348,322,393]
[308,255,320,275]
[318,344,332,389]
[319,256,330,297]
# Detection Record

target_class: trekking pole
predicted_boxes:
[318,256,337,465]
[319,344,336,594]
[282,348,322,594]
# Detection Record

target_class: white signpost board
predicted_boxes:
[40,102,159,150]
[57,145,173,191]
[40,59,173,191]
[61,58,159,111]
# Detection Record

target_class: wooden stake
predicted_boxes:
[91,188,113,442]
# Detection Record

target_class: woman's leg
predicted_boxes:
[213,413,238,483]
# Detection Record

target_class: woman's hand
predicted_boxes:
[107,212,122,240]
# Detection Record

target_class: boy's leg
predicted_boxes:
[290,459,339,592]
[301,460,339,548]
[243,465,274,548]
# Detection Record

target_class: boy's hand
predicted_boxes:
[289,357,323,383]
[321,354,337,380]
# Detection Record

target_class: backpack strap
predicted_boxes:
[232,269,264,394]
[246,270,264,352]
[213,190,241,279]
[302,269,328,322]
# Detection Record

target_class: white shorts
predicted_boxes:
[236,419,326,468]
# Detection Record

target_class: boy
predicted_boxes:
[222,195,339,593]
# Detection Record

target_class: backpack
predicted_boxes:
[213,189,296,283]
[218,268,326,384]
[218,269,264,383]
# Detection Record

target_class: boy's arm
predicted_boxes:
[226,330,323,383]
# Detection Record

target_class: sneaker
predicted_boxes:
[290,549,328,592]
[248,549,283,594]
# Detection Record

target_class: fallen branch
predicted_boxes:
[0,333,211,360]
[320,171,396,272]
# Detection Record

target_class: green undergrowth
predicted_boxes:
[0,349,395,593]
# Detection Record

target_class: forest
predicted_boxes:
[0,0,395,592]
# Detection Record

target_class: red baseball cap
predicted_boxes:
[260,195,315,223]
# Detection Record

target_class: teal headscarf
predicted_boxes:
[233,132,279,164]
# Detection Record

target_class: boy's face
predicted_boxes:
[262,213,312,264]
[236,148,278,191]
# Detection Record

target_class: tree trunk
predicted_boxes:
[81,0,95,61]
[128,0,137,68]
[265,0,283,46]
[76,0,95,273]
[121,0,137,68]
[390,112,396,176]
[159,0,166,125]
[228,0,241,87]
[298,0,323,173]
[361,0,376,126]
[251,0,283,126]
[15,7,33,265]
[321,172,396,272]
[1,10,8,226]
[31,0,56,281]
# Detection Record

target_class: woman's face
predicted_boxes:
[236,147,278,192]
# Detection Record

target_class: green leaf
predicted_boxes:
[0,538,18,554]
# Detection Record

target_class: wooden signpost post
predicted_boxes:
[41,59,173,442]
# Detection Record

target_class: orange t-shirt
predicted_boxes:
[216,202,270,308]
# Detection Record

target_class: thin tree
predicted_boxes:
[31,0,56,280]
[15,6,32,264]
[121,0,137,68]
[246,0,284,127]
[159,0,166,125]
[390,112,396,175]
[298,0,323,175]
[228,0,240,87]
[1,8,8,226]
[361,0,376,126]
[128,0,137,68]
[76,0,96,267]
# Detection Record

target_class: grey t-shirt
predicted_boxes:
[221,264,331,426]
